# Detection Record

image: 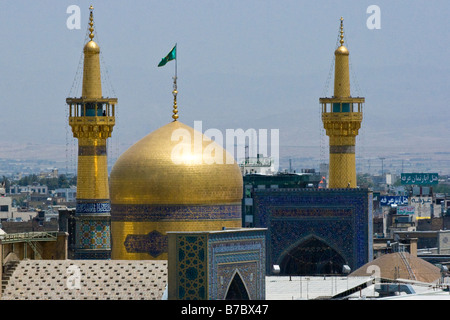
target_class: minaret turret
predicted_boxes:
[66,6,117,259]
[319,17,364,189]
[81,8,102,99]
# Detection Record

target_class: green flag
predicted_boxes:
[158,45,176,67]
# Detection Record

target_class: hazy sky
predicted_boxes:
[0,1,449,168]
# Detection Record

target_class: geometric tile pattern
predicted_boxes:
[74,200,112,259]
[175,235,208,300]
[75,219,111,250]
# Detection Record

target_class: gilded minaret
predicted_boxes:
[320,17,364,188]
[66,6,117,259]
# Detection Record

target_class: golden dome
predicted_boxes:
[84,40,100,54]
[110,120,243,260]
[110,121,243,206]
[335,45,349,56]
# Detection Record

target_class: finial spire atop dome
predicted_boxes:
[334,17,349,56]
[333,16,350,98]
[172,76,178,121]
[339,17,344,46]
[82,5,102,99]
[89,5,95,41]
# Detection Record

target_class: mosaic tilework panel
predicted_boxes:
[76,201,111,214]
[75,219,111,250]
[124,230,168,258]
[176,235,208,300]
[111,204,241,221]
[272,207,352,218]
[216,263,258,299]
[208,230,266,300]
[252,188,372,272]
[270,218,353,266]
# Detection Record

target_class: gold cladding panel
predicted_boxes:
[111,219,241,260]
[82,41,102,99]
[329,153,356,188]
[334,48,350,98]
[77,155,109,199]
[78,138,107,147]
[110,121,243,206]
[322,112,363,124]
[329,135,356,146]
[322,114,362,138]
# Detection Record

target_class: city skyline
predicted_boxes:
[0,1,449,174]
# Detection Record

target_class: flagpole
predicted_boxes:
[173,43,177,99]
[175,43,177,79]
[173,43,177,90]
[172,43,178,121]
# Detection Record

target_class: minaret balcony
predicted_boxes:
[321,112,363,123]
[69,116,115,127]
[66,97,117,132]
[69,116,115,139]
[320,97,364,114]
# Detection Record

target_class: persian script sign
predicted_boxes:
[401,173,438,185]
[397,206,415,215]
[379,196,408,206]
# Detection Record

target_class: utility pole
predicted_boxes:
[380,157,385,177]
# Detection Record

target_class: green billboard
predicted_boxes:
[400,173,438,185]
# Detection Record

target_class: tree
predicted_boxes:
[58,174,70,188]
[17,174,38,186]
